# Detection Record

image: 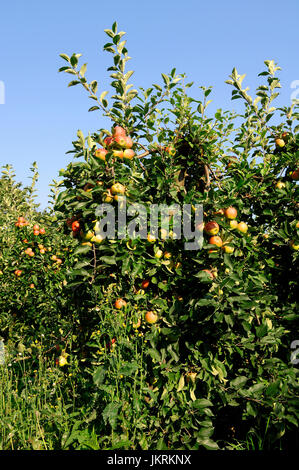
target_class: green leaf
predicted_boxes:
[93,367,106,386]
[60,53,70,62]
[193,398,213,408]
[198,438,219,450]
[80,63,87,77]
[177,374,185,392]
[99,256,116,265]
[68,80,80,87]
[230,376,248,389]
[102,402,121,429]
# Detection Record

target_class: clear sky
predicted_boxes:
[1,0,298,210]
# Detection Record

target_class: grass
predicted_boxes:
[0,353,83,450]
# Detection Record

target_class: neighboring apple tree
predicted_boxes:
[55,22,299,449]
[0,164,76,349]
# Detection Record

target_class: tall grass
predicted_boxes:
[0,354,81,450]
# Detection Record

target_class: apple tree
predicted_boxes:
[55,23,299,449]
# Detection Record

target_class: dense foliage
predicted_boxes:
[0,22,298,450]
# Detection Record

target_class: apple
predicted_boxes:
[110,183,125,195]
[103,136,114,148]
[14,270,22,277]
[201,269,215,280]
[195,222,205,233]
[33,224,40,231]
[222,245,234,254]
[141,280,150,289]
[72,221,80,232]
[276,181,285,189]
[290,169,299,181]
[91,235,104,244]
[114,194,126,205]
[115,298,127,309]
[160,228,168,239]
[164,146,176,156]
[112,149,124,159]
[123,149,135,160]
[224,207,238,219]
[114,135,127,148]
[94,148,107,161]
[155,249,164,259]
[204,221,220,236]
[209,236,223,247]
[145,311,158,324]
[212,209,225,216]
[82,230,94,241]
[124,136,133,149]
[112,125,126,137]
[132,318,141,329]
[290,240,299,251]
[147,233,156,243]
[229,220,238,229]
[296,221,299,229]
[237,222,248,234]
[102,189,114,203]
[275,138,285,148]
[33,230,40,236]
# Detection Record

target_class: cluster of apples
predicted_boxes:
[32,224,46,236]
[274,132,299,180]
[200,206,247,265]
[114,298,158,325]
[15,216,29,227]
[103,182,126,203]
[204,206,248,251]
[14,269,23,277]
[94,126,135,162]
[24,246,35,257]
[198,207,246,280]
[15,218,46,236]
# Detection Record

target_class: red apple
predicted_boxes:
[123,149,135,160]
[95,148,107,161]
[114,135,127,148]
[201,269,215,280]
[112,149,124,159]
[145,311,158,324]
[204,221,220,236]
[103,136,114,148]
[124,136,133,149]
[112,125,126,137]
[290,169,299,181]
[237,222,248,234]
[224,207,238,219]
[275,138,285,148]
[209,236,223,247]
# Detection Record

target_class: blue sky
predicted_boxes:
[0,0,298,210]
